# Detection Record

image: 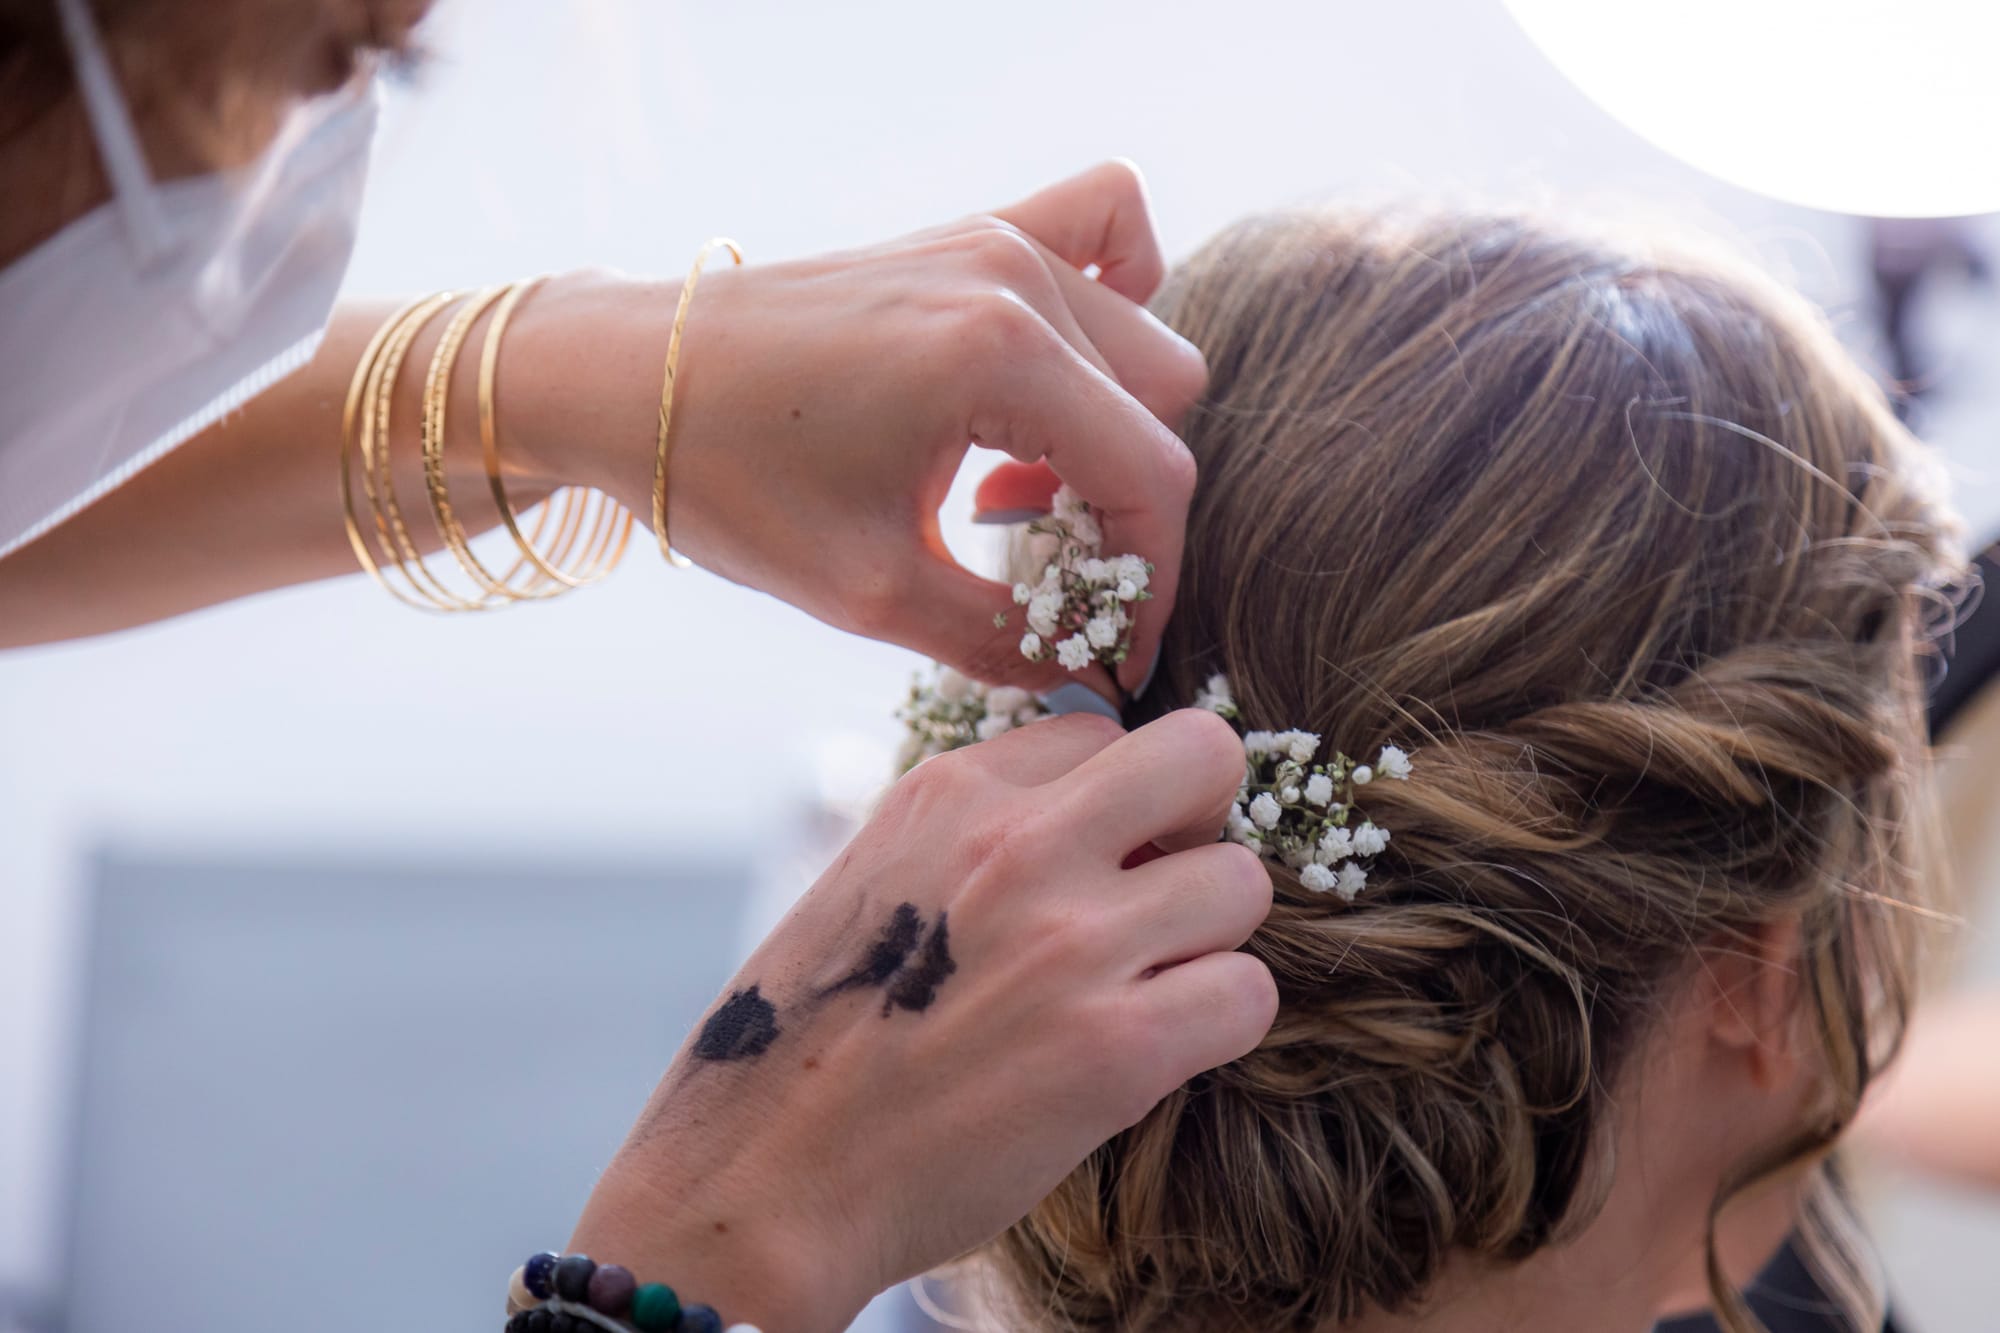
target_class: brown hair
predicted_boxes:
[984,207,1960,1332]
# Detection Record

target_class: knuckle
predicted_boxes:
[1164,706,1250,785]
[1228,956,1282,1042]
[956,804,1038,883]
[1213,842,1275,910]
[1155,433,1199,501]
[1048,711,1125,754]
[962,287,1049,364]
[1089,157,1148,205]
[959,220,1046,288]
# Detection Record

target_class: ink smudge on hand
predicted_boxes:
[820,901,922,998]
[694,985,781,1061]
[884,912,956,1015]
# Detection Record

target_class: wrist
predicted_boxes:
[567,1140,873,1333]
[496,269,679,515]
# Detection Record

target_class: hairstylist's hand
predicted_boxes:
[517,160,1205,696]
[568,711,1276,1333]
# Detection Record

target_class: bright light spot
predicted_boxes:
[1504,0,2000,217]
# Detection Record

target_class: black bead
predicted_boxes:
[523,1251,561,1300]
[522,1310,553,1333]
[504,1312,531,1333]
[553,1254,597,1303]
[680,1304,724,1333]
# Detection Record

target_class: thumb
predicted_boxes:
[905,554,1119,700]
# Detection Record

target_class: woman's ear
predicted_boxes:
[1703,916,1808,1091]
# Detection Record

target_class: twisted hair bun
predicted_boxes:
[982,209,1959,1332]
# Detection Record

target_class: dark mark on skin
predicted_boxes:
[694,985,781,1061]
[820,901,923,997]
[884,912,956,1014]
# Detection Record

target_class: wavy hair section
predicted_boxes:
[982,207,1960,1333]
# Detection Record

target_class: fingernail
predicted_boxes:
[1038,681,1123,721]
[971,507,1048,526]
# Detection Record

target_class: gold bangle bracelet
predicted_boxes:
[341,295,444,611]
[364,293,494,611]
[420,284,551,601]
[652,237,743,568]
[343,279,637,610]
[345,292,491,611]
[478,277,634,589]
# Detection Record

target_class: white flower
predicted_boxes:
[985,686,1031,716]
[1056,635,1095,671]
[1304,774,1334,806]
[1280,785,1300,804]
[1351,764,1373,785]
[1052,485,1089,523]
[1317,826,1353,862]
[1041,563,1062,587]
[1115,578,1140,601]
[1117,554,1150,589]
[1334,862,1368,901]
[1026,591,1062,638]
[1225,803,1257,844]
[1019,632,1042,658]
[1203,673,1233,705]
[1286,732,1321,764]
[1300,863,1338,893]
[1282,844,1313,870]
[1248,793,1283,829]
[935,667,974,703]
[1377,745,1412,780]
[1012,582,1033,605]
[1242,730,1276,758]
[1084,615,1120,649]
[1351,822,1389,857]
[975,715,1014,742]
[1078,557,1111,583]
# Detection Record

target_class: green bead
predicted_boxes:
[630,1282,681,1331]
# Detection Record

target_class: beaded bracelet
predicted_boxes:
[505,1251,759,1333]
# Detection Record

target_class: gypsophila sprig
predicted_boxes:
[894,665,1049,773]
[1000,485,1152,673]
[1198,674,1412,903]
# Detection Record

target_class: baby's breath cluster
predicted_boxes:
[1001,485,1152,673]
[894,665,1048,774]
[1198,674,1412,902]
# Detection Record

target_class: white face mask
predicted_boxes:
[0,0,381,560]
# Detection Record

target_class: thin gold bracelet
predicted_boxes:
[653,237,743,568]
[344,292,491,611]
[420,283,559,601]
[365,293,497,611]
[478,278,634,589]
[341,295,443,611]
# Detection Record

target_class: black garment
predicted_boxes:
[1651,1239,1903,1333]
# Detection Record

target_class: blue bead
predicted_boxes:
[523,1251,561,1300]
[681,1304,724,1333]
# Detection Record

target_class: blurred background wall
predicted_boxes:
[1,1,1995,1329]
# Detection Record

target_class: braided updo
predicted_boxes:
[981,208,1960,1332]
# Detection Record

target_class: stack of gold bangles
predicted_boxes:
[340,239,742,609]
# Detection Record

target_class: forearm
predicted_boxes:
[0,277,671,648]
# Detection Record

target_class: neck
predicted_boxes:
[1345,1072,1720,1333]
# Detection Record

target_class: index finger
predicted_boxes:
[1045,709,1247,859]
[991,159,1168,304]
[979,338,1196,695]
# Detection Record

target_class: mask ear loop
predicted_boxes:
[54,0,172,266]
